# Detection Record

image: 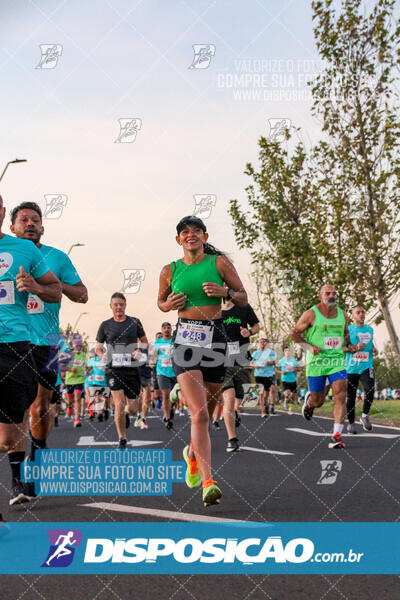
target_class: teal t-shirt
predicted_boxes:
[346,324,374,374]
[27,244,81,346]
[252,348,277,377]
[154,337,175,378]
[87,356,107,387]
[0,234,49,343]
[279,357,299,382]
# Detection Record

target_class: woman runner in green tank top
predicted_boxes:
[157,216,247,507]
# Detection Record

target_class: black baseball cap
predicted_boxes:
[176,215,207,235]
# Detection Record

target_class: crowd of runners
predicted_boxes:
[0,202,380,513]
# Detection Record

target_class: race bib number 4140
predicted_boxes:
[324,336,342,350]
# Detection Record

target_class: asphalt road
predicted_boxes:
[1,407,399,599]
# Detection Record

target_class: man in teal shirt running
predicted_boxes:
[11,202,88,483]
[153,322,176,429]
[344,305,378,433]
[0,195,61,508]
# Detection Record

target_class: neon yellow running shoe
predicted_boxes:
[182,445,201,488]
[202,478,222,507]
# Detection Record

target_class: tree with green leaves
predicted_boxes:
[230,0,400,357]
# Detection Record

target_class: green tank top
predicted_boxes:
[305,306,346,376]
[170,254,224,308]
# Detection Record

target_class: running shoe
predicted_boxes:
[9,479,31,506]
[213,420,220,430]
[182,445,201,488]
[117,438,127,450]
[165,419,173,430]
[328,433,345,449]
[140,419,148,430]
[235,411,241,428]
[302,394,314,421]
[89,410,95,421]
[360,414,372,431]
[134,416,142,428]
[125,414,130,429]
[73,418,82,428]
[270,405,276,415]
[202,479,222,507]
[25,481,37,499]
[226,438,240,453]
[346,422,357,434]
[261,412,268,418]
[66,407,72,417]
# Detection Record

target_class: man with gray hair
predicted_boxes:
[291,285,358,449]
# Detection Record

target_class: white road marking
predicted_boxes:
[77,436,162,447]
[286,428,399,439]
[275,409,400,431]
[241,446,294,456]
[81,502,247,523]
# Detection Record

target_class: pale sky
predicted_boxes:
[0,0,397,348]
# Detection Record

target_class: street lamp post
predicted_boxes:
[67,243,85,256]
[72,312,88,332]
[0,158,27,182]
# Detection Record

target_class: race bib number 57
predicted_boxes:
[27,294,44,314]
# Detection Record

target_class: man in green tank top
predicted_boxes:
[292,285,359,449]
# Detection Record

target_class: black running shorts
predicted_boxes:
[222,366,251,399]
[172,318,227,384]
[282,381,297,393]
[106,368,141,398]
[255,375,276,391]
[0,342,38,424]
[31,344,59,391]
